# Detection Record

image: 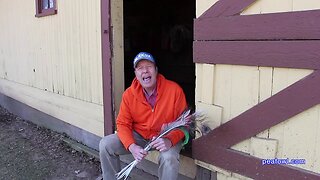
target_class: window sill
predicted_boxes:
[35,8,57,18]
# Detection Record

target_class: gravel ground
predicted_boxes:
[0,106,102,180]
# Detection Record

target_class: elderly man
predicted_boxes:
[99,52,187,180]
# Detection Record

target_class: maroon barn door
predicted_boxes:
[192,0,320,179]
[101,0,114,135]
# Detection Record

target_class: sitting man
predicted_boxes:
[99,52,187,180]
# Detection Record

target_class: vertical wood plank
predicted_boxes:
[95,0,103,105]
[60,2,70,97]
[195,63,203,102]
[256,67,273,138]
[229,66,259,120]
[241,0,262,15]
[196,0,219,18]
[260,0,293,13]
[80,0,87,101]
[268,68,313,158]
[293,0,320,11]
[313,106,320,172]
[213,65,232,122]
[201,64,215,104]
[47,16,55,93]
[79,0,86,101]
[258,67,273,103]
[90,0,99,103]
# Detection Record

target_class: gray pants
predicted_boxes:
[99,132,182,180]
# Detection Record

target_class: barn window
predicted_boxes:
[35,0,57,17]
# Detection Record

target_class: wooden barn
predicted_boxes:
[0,0,320,179]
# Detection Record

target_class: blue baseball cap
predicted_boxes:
[133,52,156,68]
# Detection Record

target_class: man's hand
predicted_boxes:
[149,137,172,152]
[128,143,147,162]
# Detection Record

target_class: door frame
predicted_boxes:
[101,0,114,135]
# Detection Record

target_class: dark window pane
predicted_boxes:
[49,0,54,8]
[42,0,49,9]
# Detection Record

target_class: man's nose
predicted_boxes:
[141,67,149,72]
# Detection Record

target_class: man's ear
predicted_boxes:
[155,66,158,72]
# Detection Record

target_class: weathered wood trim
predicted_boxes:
[199,0,256,18]
[194,41,320,70]
[193,70,320,179]
[101,0,114,135]
[195,10,320,41]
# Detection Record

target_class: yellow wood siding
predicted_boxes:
[196,0,320,179]
[0,0,102,104]
[0,0,104,136]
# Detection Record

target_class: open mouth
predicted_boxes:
[142,76,151,83]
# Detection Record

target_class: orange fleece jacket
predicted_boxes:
[116,74,187,149]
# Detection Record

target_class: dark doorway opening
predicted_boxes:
[123,0,196,156]
[123,0,195,110]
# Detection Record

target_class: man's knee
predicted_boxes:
[159,151,180,164]
[99,136,109,149]
[99,134,119,154]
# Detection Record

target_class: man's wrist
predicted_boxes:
[128,143,133,151]
[128,143,136,152]
[163,138,173,148]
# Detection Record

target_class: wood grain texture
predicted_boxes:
[195,10,320,40]
[194,41,320,70]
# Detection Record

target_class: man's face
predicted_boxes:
[134,60,157,90]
